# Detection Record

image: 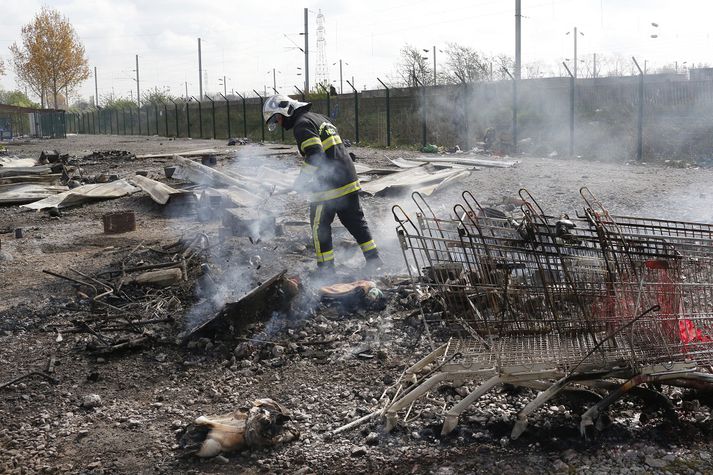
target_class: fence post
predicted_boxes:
[219,93,230,138]
[562,62,575,157]
[191,96,203,138]
[633,56,644,161]
[205,95,216,139]
[163,102,169,137]
[318,84,331,119]
[346,80,359,143]
[376,78,391,147]
[294,86,305,101]
[502,68,518,154]
[154,104,159,136]
[137,105,142,135]
[186,99,192,138]
[236,92,247,139]
[413,77,427,147]
[253,90,265,142]
[169,99,179,137]
[454,72,470,151]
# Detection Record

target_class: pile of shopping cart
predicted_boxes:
[386,187,713,438]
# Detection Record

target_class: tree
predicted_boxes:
[9,7,90,109]
[0,89,39,108]
[397,44,432,87]
[0,56,5,77]
[142,86,175,105]
[443,43,490,83]
[102,95,137,110]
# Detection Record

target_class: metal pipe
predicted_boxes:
[376,78,391,147]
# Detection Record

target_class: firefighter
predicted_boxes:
[263,94,382,275]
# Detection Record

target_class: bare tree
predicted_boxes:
[397,44,432,87]
[9,7,90,109]
[443,42,489,83]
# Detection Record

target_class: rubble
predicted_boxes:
[20,179,139,210]
[178,398,299,457]
[4,136,713,473]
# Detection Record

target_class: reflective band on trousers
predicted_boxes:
[310,180,361,202]
[359,240,377,252]
[300,136,322,153]
[312,204,323,258]
[322,135,342,151]
[316,249,334,263]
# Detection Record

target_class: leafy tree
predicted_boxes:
[397,44,432,87]
[102,94,137,109]
[142,86,175,105]
[0,89,40,108]
[9,7,90,109]
[0,57,5,77]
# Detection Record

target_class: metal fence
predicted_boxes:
[66,71,713,161]
[0,104,66,139]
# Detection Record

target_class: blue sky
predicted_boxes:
[0,0,710,103]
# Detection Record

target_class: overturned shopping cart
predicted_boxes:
[385,188,713,438]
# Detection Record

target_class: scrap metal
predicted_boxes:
[386,187,713,438]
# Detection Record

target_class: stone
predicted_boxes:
[81,394,102,408]
[351,446,367,457]
[645,457,667,469]
[365,432,379,446]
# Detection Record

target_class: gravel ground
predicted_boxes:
[1,134,713,474]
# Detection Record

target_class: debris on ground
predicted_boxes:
[360,165,470,196]
[21,179,139,210]
[178,398,299,457]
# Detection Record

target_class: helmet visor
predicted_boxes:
[267,114,279,132]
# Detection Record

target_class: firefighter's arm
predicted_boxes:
[292,122,325,192]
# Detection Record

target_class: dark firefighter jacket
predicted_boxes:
[290,110,359,202]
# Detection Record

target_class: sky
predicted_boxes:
[0,0,711,104]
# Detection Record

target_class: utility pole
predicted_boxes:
[574,27,578,78]
[433,46,437,85]
[135,54,140,106]
[198,38,203,99]
[223,75,227,96]
[94,67,99,107]
[339,59,343,94]
[515,0,521,79]
[185,82,188,100]
[304,8,309,94]
[273,68,277,93]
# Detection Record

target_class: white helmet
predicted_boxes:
[263,94,311,131]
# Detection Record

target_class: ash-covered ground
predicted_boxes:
[2,135,713,474]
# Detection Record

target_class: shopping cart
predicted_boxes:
[386,189,713,438]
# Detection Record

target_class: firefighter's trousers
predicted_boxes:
[308,192,379,267]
